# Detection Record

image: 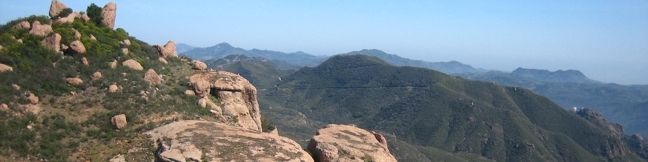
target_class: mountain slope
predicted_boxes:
[342,49,485,74]
[205,55,294,89]
[260,55,646,162]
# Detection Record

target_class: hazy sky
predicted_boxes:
[1,0,647,84]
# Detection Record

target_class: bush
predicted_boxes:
[86,3,103,26]
[57,8,73,18]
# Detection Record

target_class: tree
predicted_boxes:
[86,3,103,26]
[57,8,73,18]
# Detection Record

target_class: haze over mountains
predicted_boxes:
[184,42,648,137]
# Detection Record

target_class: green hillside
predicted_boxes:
[261,54,646,162]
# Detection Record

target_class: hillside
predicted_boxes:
[260,54,647,161]
[461,70,648,135]
[205,55,295,89]
[341,49,485,74]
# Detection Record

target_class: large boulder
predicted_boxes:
[49,0,69,18]
[41,33,62,53]
[146,120,313,162]
[29,21,53,37]
[308,124,397,162]
[69,40,86,54]
[101,2,117,28]
[111,114,127,129]
[144,69,163,85]
[0,63,14,73]
[54,12,78,24]
[188,71,262,131]
[122,59,143,71]
[156,41,178,58]
[25,92,39,105]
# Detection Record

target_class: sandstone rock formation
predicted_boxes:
[0,63,14,73]
[122,59,143,71]
[13,21,30,30]
[144,69,162,85]
[65,77,84,86]
[41,33,62,53]
[156,41,178,58]
[69,40,86,54]
[146,120,314,162]
[101,2,117,28]
[111,114,127,129]
[91,71,102,80]
[49,0,68,18]
[188,71,261,131]
[192,60,207,71]
[29,21,53,37]
[308,124,397,162]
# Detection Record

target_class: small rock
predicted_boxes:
[0,104,9,111]
[54,12,78,24]
[65,77,84,86]
[90,34,97,41]
[41,33,62,53]
[144,69,163,85]
[101,2,117,28]
[192,60,207,70]
[16,39,23,44]
[109,154,126,162]
[69,40,86,54]
[61,44,69,50]
[25,92,39,105]
[109,60,118,69]
[120,39,131,47]
[81,57,89,65]
[121,48,129,55]
[12,84,21,90]
[111,114,127,129]
[184,90,195,96]
[122,59,143,71]
[159,57,168,64]
[73,29,81,40]
[91,71,102,80]
[79,13,90,21]
[197,98,208,108]
[0,63,14,73]
[13,21,31,30]
[29,21,53,37]
[108,84,120,93]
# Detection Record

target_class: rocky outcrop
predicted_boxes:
[54,12,78,24]
[188,71,262,131]
[144,69,162,85]
[101,2,117,28]
[122,59,143,71]
[49,0,68,18]
[41,33,62,53]
[69,40,86,54]
[192,60,207,70]
[65,77,84,86]
[156,41,178,58]
[308,124,397,162]
[29,21,53,37]
[111,114,127,129]
[146,120,313,162]
[0,63,14,73]
[13,21,31,30]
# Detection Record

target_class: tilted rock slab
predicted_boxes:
[146,120,313,162]
[308,124,397,162]
[101,2,117,28]
[188,71,262,132]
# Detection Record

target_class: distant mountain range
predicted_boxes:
[181,42,326,67]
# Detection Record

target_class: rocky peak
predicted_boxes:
[49,0,69,18]
[101,2,117,28]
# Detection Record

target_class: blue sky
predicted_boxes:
[1,0,647,84]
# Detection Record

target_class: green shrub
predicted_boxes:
[57,8,73,18]
[86,3,103,26]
